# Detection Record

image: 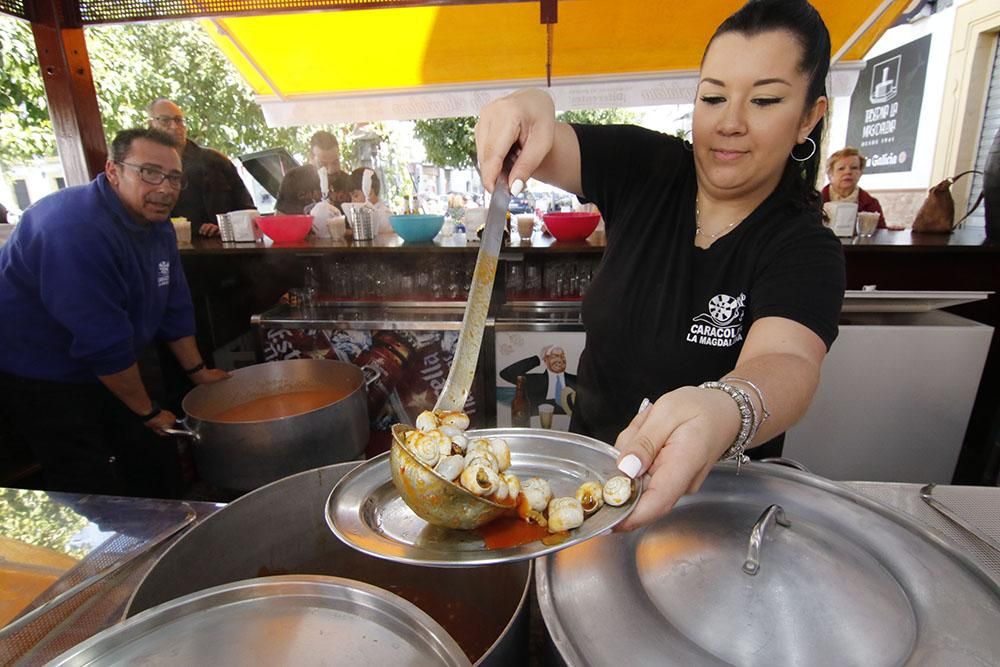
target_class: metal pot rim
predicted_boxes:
[183,359,365,424]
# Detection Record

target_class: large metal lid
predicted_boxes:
[50,575,471,666]
[537,463,1000,667]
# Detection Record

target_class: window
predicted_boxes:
[13,180,30,210]
[54,177,66,190]
[968,38,999,228]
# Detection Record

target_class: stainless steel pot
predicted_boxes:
[127,463,531,666]
[168,359,369,491]
[537,462,1000,667]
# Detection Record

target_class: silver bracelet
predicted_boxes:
[699,380,758,472]
[721,376,770,424]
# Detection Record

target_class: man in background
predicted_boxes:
[0,128,228,497]
[499,345,578,415]
[148,98,254,237]
[309,131,344,176]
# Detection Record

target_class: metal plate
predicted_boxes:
[537,463,1000,667]
[49,575,471,667]
[327,428,640,567]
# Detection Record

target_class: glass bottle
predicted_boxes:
[511,375,530,427]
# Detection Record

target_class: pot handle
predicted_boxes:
[162,419,200,442]
[361,364,381,388]
[743,504,790,576]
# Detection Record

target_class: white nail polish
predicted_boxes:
[510,179,524,196]
[618,453,642,479]
[637,398,652,414]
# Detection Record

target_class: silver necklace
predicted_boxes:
[695,196,744,240]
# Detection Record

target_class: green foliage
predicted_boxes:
[556,108,639,125]
[85,21,325,158]
[413,116,478,171]
[0,18,56,162]
[411,108,639,172]
[0,489,90,559]
[0,16,355,165]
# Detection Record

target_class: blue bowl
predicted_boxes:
[389,214,444,243]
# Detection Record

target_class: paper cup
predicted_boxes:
[327,215,346,239]
[516,214,535,239]
[171,217,191,244]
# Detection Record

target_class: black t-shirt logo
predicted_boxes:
[686,293,746,348]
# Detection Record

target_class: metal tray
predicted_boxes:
[48,575,471,666]
[327,428,640,567]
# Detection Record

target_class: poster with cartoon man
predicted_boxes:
[496,331,586,431]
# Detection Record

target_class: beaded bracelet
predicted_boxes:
[721,376,771,424]
[698,380,758,472]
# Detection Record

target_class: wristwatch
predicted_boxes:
[139,402,162,422]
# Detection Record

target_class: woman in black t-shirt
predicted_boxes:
[475,0,845,530]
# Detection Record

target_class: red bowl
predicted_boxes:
[542,212,601,241]
[257,214,312,243]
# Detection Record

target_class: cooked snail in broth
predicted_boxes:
[397,410,635,536]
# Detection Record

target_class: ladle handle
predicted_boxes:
[433,169,511,412]
[743,504,791,576]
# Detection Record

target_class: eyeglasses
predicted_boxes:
[116,161,188,190]
[150,115,186,126]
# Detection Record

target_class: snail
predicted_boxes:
[575,481,605,515]
[449,432,469,455]
[489,438,511,472]
[438,410,470,431]
[602,476,633,507]
[464,449,500,473]
[415,410,439,432]
[547,497,585,533]
[434,454,465,482]
[521,477,552,513]
[502,472,522,500]
[461,463,500,496]
[466,438,492,457]
[409,431,444,467]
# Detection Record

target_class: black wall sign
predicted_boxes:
[845,35,932,174]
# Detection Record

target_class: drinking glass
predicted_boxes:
[856,212,879,238]
[538,404,555,429]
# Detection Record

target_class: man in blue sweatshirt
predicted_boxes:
[0,127,228,497]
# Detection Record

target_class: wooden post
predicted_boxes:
[29,0,107,185]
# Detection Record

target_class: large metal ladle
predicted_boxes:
[433,168,512,412]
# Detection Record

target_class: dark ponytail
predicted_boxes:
[707,0,830,217]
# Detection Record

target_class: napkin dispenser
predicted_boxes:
[219,209,260,243]
[823,202,858,237]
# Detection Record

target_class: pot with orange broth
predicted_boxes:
[168,359,370,491]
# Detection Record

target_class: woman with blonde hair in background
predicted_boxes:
[822,146,886,228]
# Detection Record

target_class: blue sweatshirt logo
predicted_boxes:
[158,260,170,287]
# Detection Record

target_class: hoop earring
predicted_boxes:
[791,137,816,162]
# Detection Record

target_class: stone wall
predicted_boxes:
[867,189,926,229]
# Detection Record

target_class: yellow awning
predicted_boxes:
[202,0,910,125]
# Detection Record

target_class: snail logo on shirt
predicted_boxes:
[686,293,746,347]
[157,261,170,287]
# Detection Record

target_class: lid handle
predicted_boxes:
[743,504,791,576]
